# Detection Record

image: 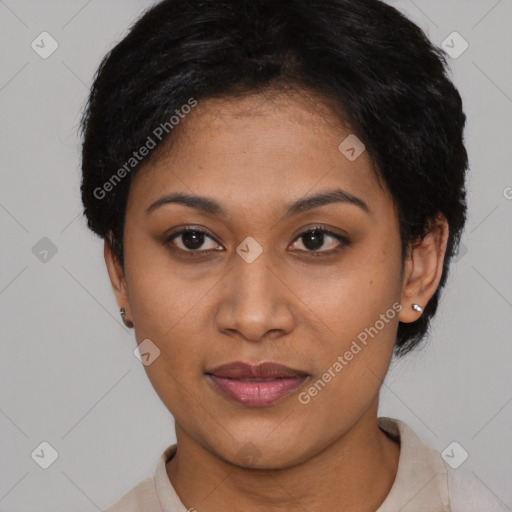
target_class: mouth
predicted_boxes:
[205,361,310,407]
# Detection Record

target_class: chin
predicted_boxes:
[216,433,314,471]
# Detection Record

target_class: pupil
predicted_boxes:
[303,229,323,250]
[183,230,204,249]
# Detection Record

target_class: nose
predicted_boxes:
[214,253,296,343]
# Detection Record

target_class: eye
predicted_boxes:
[165,228,222,255]
[164,225,350,258]
[289,226,349,256]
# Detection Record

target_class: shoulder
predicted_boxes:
[445,466,509,512]
[102,476,160,512]
[102,443,183,512]
[376,418,510,512]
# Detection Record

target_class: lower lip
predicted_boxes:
[207,375,308,407]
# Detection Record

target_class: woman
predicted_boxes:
[80,0,507,510]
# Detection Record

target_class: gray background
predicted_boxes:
[1,0,511,510]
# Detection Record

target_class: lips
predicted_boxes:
[205,361,309,407]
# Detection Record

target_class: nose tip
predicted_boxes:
[223,324,284,344]
[215,259,295,343]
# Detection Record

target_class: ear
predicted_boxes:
[104,233,132,326]
[399,213,449,323]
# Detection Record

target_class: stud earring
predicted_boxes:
[120,307,134,328]
[411,303,422,313]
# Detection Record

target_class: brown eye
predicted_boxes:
[166,229,221,254]
[289,227,350,255]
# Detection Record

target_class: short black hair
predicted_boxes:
[80,0,469,356]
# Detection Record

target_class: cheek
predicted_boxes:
[123,230,199,337]
[297,235,403,392]
[296,282,400,429]
[305,240,403,338]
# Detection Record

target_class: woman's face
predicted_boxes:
[111,91,410,468]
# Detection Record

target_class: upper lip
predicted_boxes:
[206,361,309,379]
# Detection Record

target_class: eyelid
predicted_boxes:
[289,225,350,256]
[164,226,221,256]
[164,225,350,257]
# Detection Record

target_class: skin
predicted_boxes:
[104,89,449,511]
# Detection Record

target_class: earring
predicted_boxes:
[411,304,422,313]
[120,307,134,328]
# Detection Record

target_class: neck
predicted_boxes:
[166,401,400,512]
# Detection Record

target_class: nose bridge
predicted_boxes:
[236,248,274,296]
[233,245,279,311]
[233,232,279,293]
[216,244,294,341]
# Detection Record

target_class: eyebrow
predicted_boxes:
[146,187,370,217]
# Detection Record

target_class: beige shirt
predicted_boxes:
[103,417,508,511]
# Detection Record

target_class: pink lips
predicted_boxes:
[206,361,309,407]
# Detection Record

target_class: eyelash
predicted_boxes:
[164,225,351,258]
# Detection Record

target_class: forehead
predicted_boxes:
[128,90,387,215]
